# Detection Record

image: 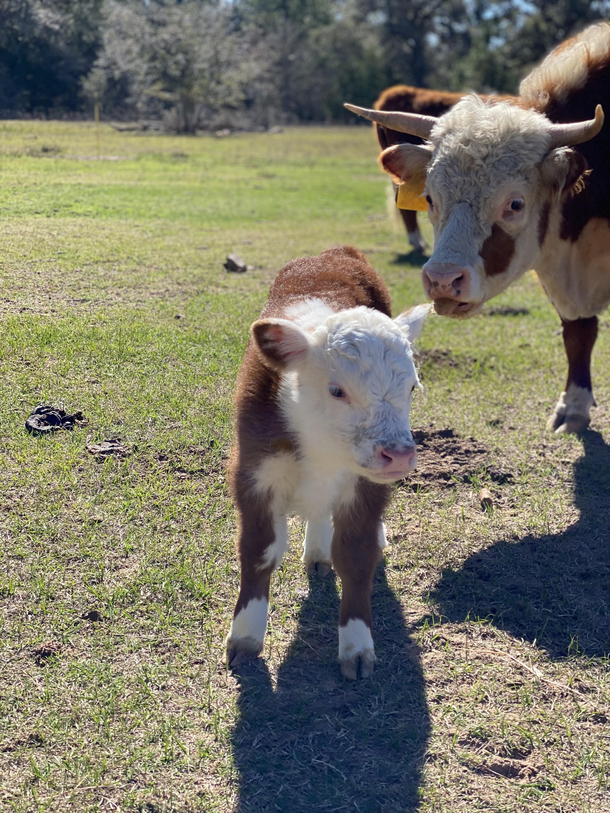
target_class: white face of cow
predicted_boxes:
[381,97,588,318]
[252,304,429,482]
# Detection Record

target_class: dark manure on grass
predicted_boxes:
[25,405,88,434]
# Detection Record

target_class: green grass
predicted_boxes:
[0,121,609,813]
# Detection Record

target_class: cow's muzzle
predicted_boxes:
[422,262,472,301]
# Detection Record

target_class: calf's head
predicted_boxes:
[252,304,429,482]
[346,96,603,317]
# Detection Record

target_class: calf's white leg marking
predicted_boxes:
[378,522,388,550]
[226,597,269,658]
[339,618,375,680]
[303,516,333,575]
[258,516,289,571]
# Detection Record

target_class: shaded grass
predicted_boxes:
[0,121,608,812]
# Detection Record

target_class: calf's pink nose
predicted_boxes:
[422,262,470,299]
[376,446,417,474]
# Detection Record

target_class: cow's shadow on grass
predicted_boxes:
[431,430,610,658]
[231,565,430,812]
[390,249,428,266]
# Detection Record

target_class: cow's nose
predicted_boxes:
[376,446,417,475]
[422,262,471,300]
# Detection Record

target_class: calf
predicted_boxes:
[226,246,428,679]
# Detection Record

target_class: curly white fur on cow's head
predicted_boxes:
[252,302,429,482]
[394,96,586,317]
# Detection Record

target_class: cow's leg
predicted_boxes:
[547,316,598,434]
[331,481,391,680]
[303,516,333,576]
[400,209,427,252]
[226,500,288,666]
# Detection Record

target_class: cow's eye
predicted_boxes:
[328,384,347,399]
[503,198,525,218]
[425,194,434,208]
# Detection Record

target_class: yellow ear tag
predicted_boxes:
[396,173,428,211]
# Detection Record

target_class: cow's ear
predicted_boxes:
[394,304,432,342]
[379,142,433,184]
[252,318,311,370]
[541,147,588,196]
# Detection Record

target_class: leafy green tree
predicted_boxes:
[88,1,264,131]
[0,0,103,113]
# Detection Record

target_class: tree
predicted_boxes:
[88,1,265,131]
[0,0,103,113]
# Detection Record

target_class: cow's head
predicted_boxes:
[346,96,603,317]
[252,304,429,482]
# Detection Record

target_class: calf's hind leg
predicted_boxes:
[226,494,288,666]
[331,481,391,680]
[547,316,597,434]
[303,516,333,576]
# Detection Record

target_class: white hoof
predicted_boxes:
[547,385,594,435]
[226,597,268,665]
[339,619,375,680]
[226,635,263,667]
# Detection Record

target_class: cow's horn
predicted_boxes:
[548,104,604,148]
[344,103,437,140]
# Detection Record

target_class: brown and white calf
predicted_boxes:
[226,246,428,679]
[348,22,610,434]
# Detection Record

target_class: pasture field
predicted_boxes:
[0,121,609,813]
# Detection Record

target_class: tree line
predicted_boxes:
[1,0,608,131]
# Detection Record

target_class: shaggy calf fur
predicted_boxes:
[226,246,428,679]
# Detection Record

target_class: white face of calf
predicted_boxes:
[382,97,588,318]
[252,304,429,482]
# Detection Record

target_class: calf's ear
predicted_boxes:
[394,304,432,342]
[541,147,588,196]
[251,318,311,370]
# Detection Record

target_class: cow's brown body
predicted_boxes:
[350,23,610,434]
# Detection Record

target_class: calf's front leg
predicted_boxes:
[331,481,391,680]
[547,316,597,434]
[226,494,288,666]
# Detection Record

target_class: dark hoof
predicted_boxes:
[305,561,332,577]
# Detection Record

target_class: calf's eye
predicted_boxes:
[328,384,347,399]
[425,194,434,207]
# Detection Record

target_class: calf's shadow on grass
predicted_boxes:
[431,430,610,658]
[231,565,430,812]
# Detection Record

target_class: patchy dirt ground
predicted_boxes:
[404,426,513,491]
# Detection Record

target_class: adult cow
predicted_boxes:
[374,85,464,251]
[347,22,610,434]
